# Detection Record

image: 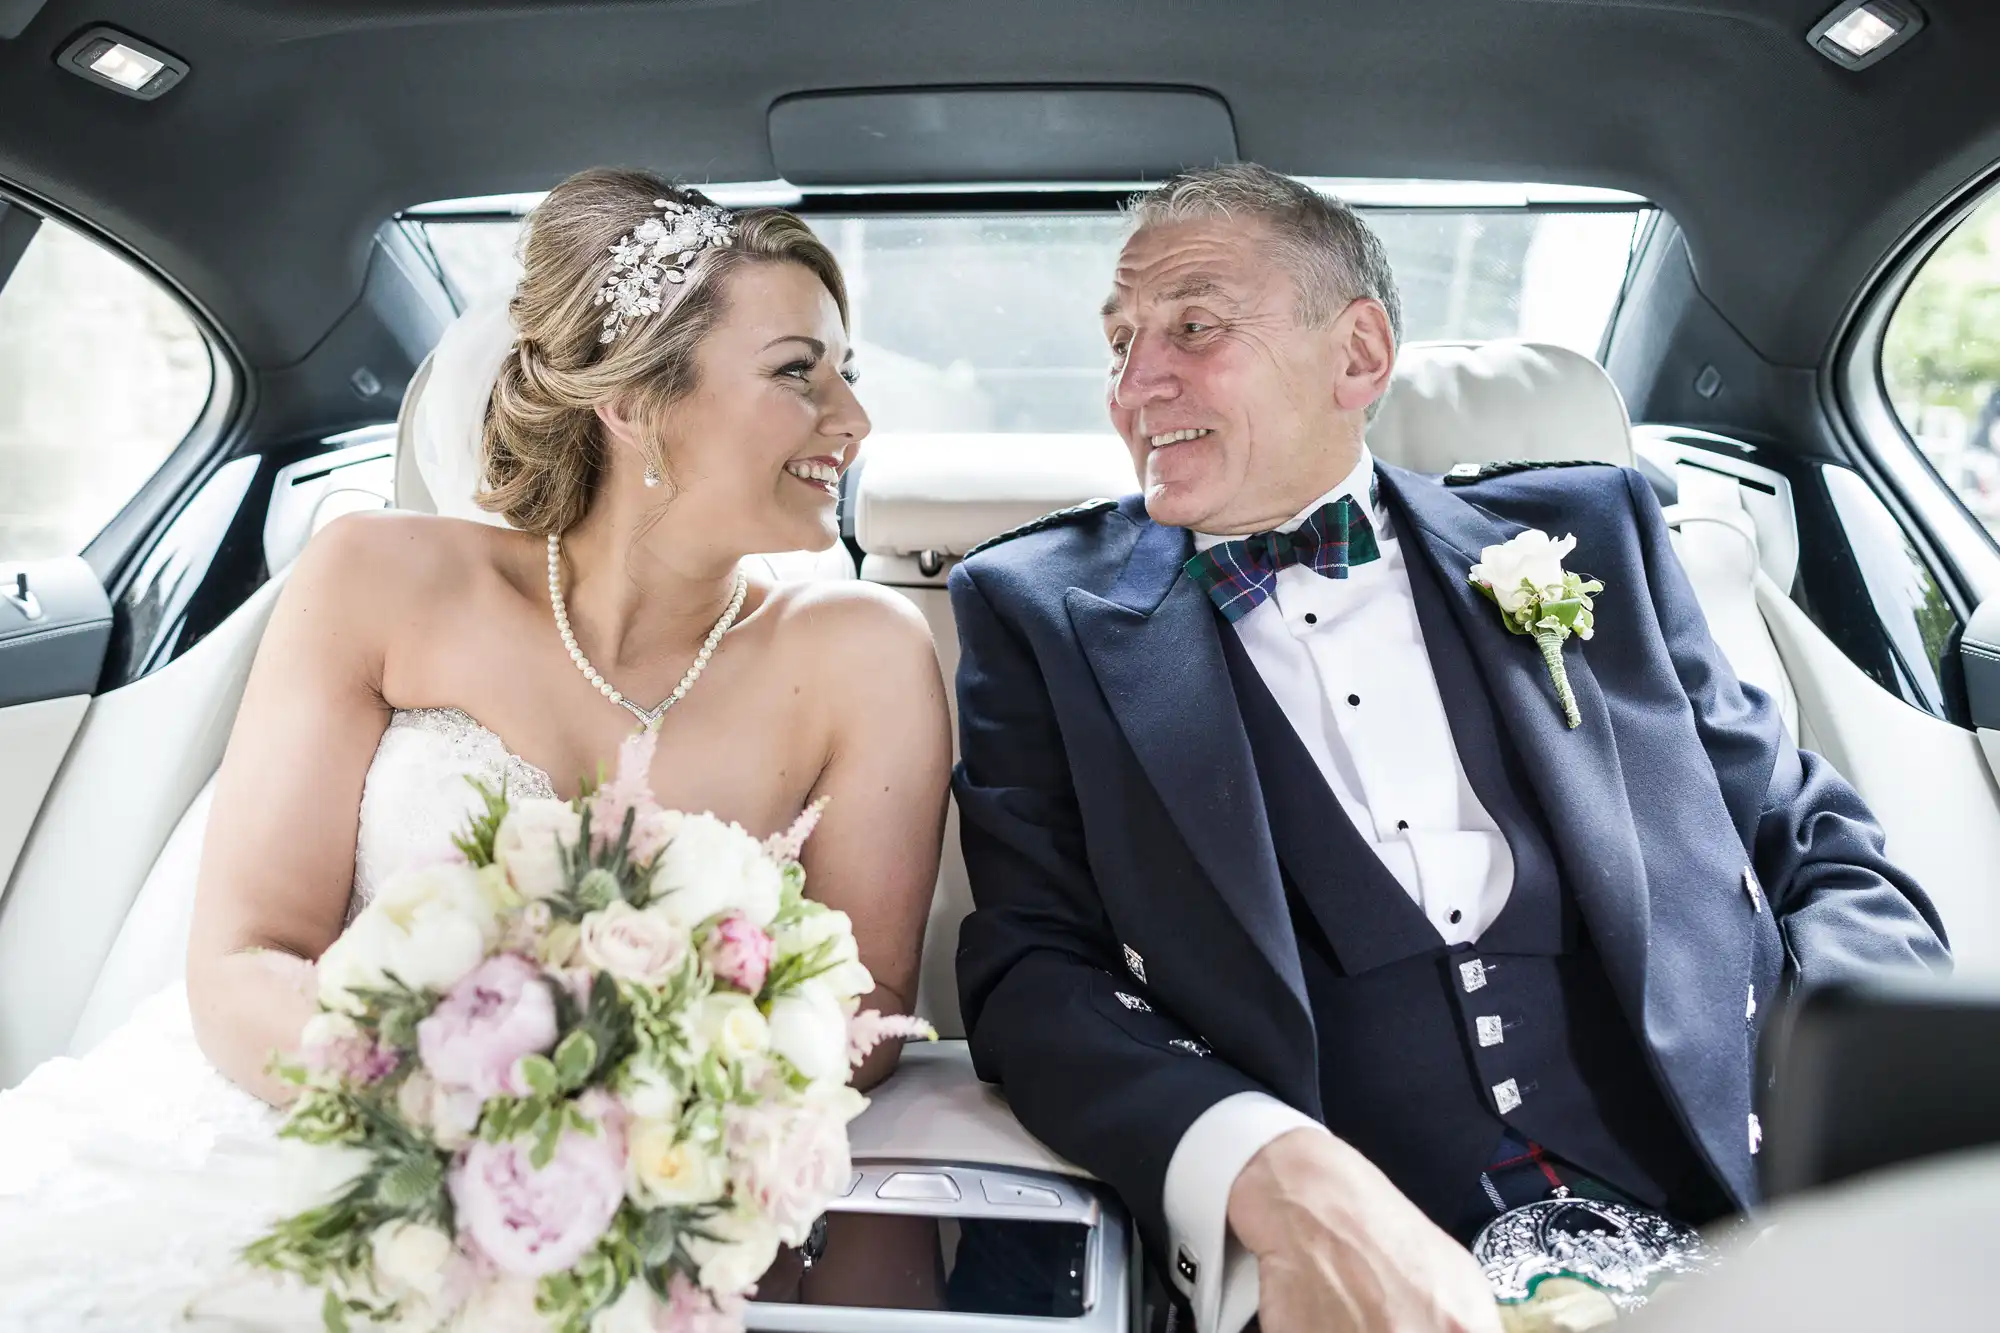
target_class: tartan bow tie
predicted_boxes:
[1183,494,1382,623]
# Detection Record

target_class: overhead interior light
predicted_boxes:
[56,27,188,100]
[1808,2,1924,71]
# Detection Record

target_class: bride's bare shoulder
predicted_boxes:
[759,576,939,685]
[288,510,529,624]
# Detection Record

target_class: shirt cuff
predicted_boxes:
[1162,1091,1328,1333]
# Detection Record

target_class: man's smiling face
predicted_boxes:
[1101,215,1393,534]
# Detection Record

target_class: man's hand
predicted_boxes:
[1227,1127,1502,1333]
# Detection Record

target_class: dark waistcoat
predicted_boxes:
[1215,540,1724,1233]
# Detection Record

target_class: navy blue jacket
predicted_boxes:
[949,461,1949,1253]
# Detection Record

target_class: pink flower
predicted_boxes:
[417,954,558,1098]
[762,797,828,864]
[591,728,663,850]
[847,1010,938,1068]
[299,1013,398,1085]
[447,1116,626,1278]
[724,1100,854,1246]
[660,1270,745,1333]
[702,913,774,995]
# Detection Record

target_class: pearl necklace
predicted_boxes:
[547,533,747,730]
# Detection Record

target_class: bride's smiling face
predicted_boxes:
[619,260,868,556]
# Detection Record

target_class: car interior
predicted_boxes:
[4,0,2000,1327]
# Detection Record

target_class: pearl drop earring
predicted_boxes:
[643,463,661,488]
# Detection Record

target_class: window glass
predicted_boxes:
[0,214,214,560]
[1822,462,1960,715]
[412,199,1645,435]
[1882,191,2000,542]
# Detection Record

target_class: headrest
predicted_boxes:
[853,341,1633,559]
[1368,340,1634,475]
[855,434,1134,558]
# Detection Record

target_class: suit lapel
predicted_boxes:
[1065,518,1311,1012]
[1378,465,1653,1023]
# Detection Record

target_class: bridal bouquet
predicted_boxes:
[246,728,932,1333]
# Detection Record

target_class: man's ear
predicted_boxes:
[1329,297,1397,415]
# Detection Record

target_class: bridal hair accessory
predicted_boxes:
[594,198,738,343]
[549,532,746,730]
[1468,529,1603,729]
[246,723,935,1332]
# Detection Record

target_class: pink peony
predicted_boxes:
[703,912,774,995]
[448,1117,626,1278]
[300,1014,397,1085]
[724,1100,854,1246]
[417,954,558,1098]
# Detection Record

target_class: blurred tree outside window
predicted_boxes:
[1883,192,2000,543]
[0,216,213,561]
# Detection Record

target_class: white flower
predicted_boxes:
[589,1280,664,1333]
[650,814,783,930]
[767,981,850,1083]
[726,1095,860,1245]
[397,1068,482,1150]
[494,799,583,901]
[577,901,689,986]
[458,1276,553,1333]
[685,1201,782,1296]
[372,1220,455,1301]
[772,906,874,1000]
[617,1056,683,1123]
[319,863,500,1008]
[1468,529,1578,615]
[626,1120,728,1207]
[695,992,771,1064]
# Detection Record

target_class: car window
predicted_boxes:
[1882,191,2000,542]
[410,191,1647,435]
[0,212,214,561]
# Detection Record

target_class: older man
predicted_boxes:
[948,163,1948,1332]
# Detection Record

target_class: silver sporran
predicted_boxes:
[1473,1195,1712,1313]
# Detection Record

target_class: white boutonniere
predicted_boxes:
[1468,530,1604,729]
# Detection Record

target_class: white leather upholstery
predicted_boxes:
[1368,340,1635,473]
[856,433,1135,560]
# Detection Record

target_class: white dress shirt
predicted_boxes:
[1162,446,1516,1332]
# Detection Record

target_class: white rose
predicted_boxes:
[696,992,770,1064]
[371,1220,455,1300]
[685,1202,782,1296]
[1469,529,1578,615]
[577,901,689,986]
[773,906,858,968]
[649,814,782,930]
[494,799,583,901]
[320,864,500,1010]
[396,1068,482,1150]
[766,982,850,1083]
[626,1120,728,1207]
[617,1057,683,1123]
[589,1280,664,1333]
[457,1277,552,1333]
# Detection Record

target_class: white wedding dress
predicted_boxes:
[0,707,558,1330]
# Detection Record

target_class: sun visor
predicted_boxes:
[768,86,1237,186]
[0,0,48,40]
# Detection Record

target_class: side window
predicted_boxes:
[1882,192,2000,545]
[0,209,214,561]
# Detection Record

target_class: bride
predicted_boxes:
[0,168,951,1328]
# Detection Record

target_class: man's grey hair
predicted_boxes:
[1126,162,1405,347]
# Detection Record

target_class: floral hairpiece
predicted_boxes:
[592,197,738,343]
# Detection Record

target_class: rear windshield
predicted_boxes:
[410,189,1648,436]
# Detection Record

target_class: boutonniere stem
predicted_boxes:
[1468,530,1604,729]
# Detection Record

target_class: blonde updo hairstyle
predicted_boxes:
[481,168,849,535]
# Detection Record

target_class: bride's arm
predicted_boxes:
[185,514,402,1106]
[793,586,952,1093]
